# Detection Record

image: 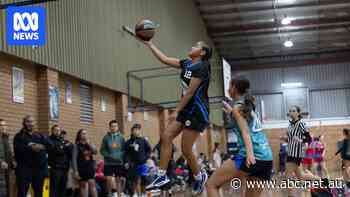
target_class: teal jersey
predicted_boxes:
[231,99,273,161]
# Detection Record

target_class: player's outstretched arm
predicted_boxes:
[141,40,181,68]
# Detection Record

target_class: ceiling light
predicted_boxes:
[281,17,292,25]
[284,40,294,48]
[278,0,296,3]
[281,82,302,88]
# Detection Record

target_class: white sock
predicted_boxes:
[194,171,202,181]
[158,169,166,176]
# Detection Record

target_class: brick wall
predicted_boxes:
[58,74,117,155]
[0,54,40,197]
[0,53,39,139]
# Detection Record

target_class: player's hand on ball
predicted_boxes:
[137,37,152,46]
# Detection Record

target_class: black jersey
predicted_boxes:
[179,59,210,122]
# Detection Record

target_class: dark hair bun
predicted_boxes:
[231,76,250,95]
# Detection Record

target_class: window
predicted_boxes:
[255,93,285,121]
[80,83,93,123]
[310,88,350,118]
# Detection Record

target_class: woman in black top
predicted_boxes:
[139,38,212,195]
[335,128,350,187]
[72,129,97,197]
[285,106,319,196]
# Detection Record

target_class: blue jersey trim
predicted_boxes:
[186,60,202,70]
[194,84,209,122]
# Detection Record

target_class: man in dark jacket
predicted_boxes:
[124,124,151,197]
[48,125,73,197]
[0,119,13,197]
[13,115,51,197]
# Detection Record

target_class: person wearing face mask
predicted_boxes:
[0,119,13,197]
[13,115,51,197]
[124,124,151,197]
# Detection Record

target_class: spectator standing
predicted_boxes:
[95,160,107,197]
[0,119,13,197]
[313,135,329,178]
[48,125,73,197]
[100,120,125,197]
[72,129,98,197]
[335,128,350,190]
[14,115,50,197]
[124,124,151,197]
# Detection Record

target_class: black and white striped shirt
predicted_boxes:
[287,119,310,158]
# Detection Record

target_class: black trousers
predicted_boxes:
[0,172,9,197]
[49,168,68,197]
[16,168,46,197]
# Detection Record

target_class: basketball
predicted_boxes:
[135,19,156,41]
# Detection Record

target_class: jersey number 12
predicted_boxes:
[184,70,192,79]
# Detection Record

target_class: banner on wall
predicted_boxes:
[65,81,72,104]
[144,111,149,121]
[12,67,24,103]
[49,85,59,120]
[101,96,107,112]
[222,58,232,99]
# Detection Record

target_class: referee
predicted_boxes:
[286,105,311,165]
[285,105,319,197]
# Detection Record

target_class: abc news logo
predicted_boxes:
[13,12,39,40]
[6,7,46,45]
